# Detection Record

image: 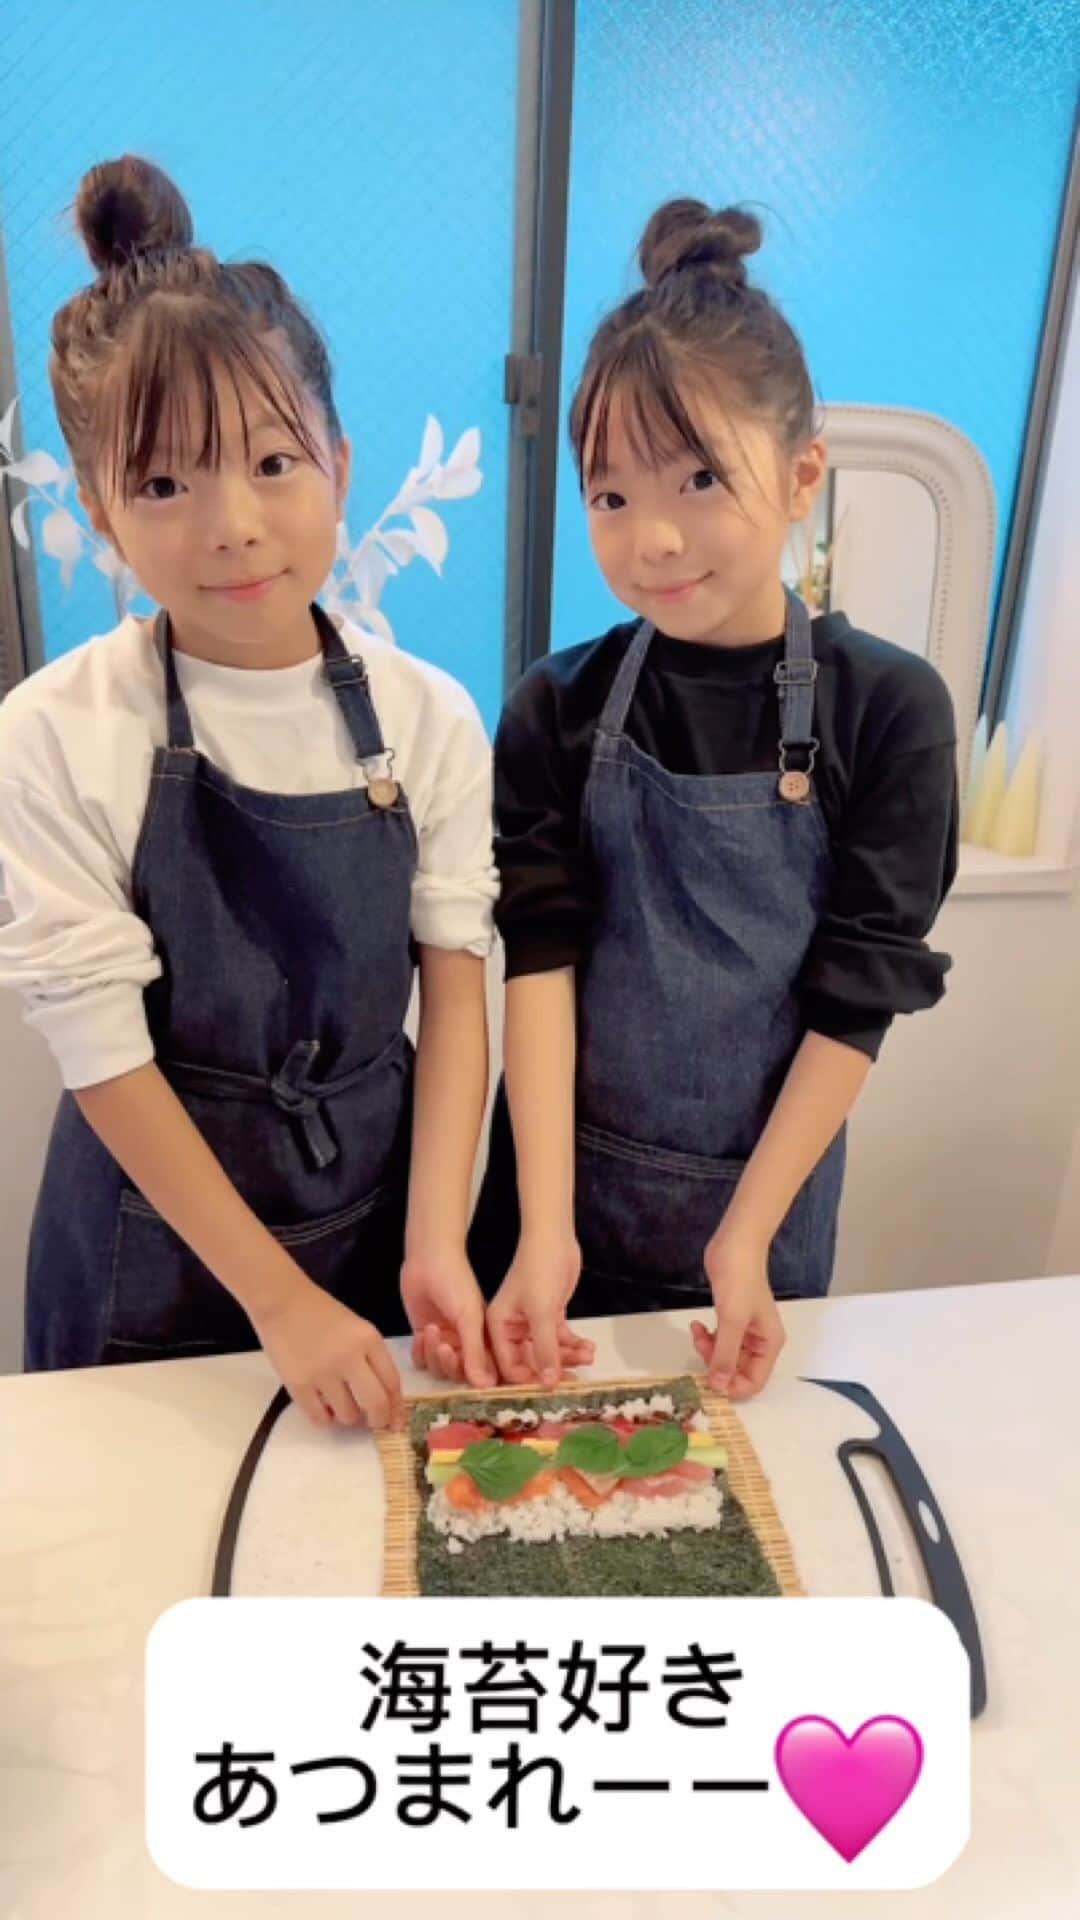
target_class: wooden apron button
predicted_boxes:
[778,769,812,803]
[366,776,399,809]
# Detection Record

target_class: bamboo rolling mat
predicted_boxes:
[375,1374,803,1598]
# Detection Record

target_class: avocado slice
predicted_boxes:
[425,1459,463,1489]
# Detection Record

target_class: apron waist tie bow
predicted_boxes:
[269,1040,338,1170]
[161,1035,405,1174]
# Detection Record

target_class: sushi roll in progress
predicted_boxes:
[422,1391,728,1548]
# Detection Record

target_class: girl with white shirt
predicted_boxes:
[0,156,589,1417]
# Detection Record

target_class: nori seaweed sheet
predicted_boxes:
[410,1376,781,1598]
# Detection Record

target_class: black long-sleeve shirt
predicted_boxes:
[492,611,958,1060]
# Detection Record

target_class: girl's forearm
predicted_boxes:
[718,1030,871,1247]
[404,947,489,1256]
[503,967,577,1237]
[75,1062,307,1321]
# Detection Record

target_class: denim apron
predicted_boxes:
[471,587,844,1314]
[25,607,416,1368]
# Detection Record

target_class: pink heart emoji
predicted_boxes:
[775,1715,924,1862]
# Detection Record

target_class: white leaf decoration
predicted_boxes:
[0,397,17,461]
[433,464,483,501]
[322,415,481,632]
[4,449,67,488]
[445,426,480,473]
[41,508,83,587]
[0,401,483,617]
[10,496,30,548]
[394,477,430,512]
[379,528,418,567]
[417,415,443,477]
[92,548,139,613]
[353,603,396,645]
[409,505,449,573]
[350,544,391,603]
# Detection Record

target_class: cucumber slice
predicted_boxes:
[425,1460,460,1488]
[691,1444,728,1470]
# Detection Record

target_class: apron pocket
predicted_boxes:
[105,1181,407,1358]
[575,1122,815,1304]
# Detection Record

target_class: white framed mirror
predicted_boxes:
[784,404,996,789]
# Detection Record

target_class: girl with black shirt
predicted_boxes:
[470,197,957,1400]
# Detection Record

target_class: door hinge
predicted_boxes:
[504,352,543,437]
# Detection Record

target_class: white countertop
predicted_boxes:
[2,1275,1079,1918]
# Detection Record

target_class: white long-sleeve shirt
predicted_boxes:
[0,612,498,1090]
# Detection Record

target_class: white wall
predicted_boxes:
[833,253,1080,1294]
[832,882,1080,1294]
[831,469,937,661]
[1048,1123,1080,1276]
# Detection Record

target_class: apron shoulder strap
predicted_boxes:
[598,593,819,751]
[597,620,656,736]
[774,587,819,756]
[317,609,388,763]
[156,605,389,766]
[157,610,196,752]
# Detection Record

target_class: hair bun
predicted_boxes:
[75,155,194,271]
[638,198,761,290]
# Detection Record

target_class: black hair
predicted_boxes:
[51,154,342,500]
[569,197,819,496]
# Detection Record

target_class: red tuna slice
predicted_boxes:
[425,1421,493,1453]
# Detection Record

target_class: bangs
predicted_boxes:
[95,298,327,500]
[573,327,736,495]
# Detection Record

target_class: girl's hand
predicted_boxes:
[251,1277,404,1429]
[486,1230,596,1386]
[400,1247,497,1389]
[691,1226,786,1399]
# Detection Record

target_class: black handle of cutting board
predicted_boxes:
[211,1385,291,1598]
[803,1376,987,1719]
